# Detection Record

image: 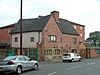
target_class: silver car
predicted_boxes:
[0,55,39,74]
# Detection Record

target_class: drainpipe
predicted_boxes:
[86,47,88,59]
[38,32,40,43]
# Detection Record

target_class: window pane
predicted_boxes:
[48,35,57,42]
[15,37,18,42]
[51,36,54,41]
[30,37,34,42]
[73,38,77,45]
[54,36,56,41]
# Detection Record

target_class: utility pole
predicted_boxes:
[20,0,23,55]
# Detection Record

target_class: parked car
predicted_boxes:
[62,53,81,62]
[0,55,39,74]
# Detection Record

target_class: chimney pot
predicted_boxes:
[51,11,59,21]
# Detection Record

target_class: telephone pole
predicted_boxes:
[20,0,23,55]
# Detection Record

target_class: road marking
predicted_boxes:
[87,63,91,65]
[91,62,96,65]
[67,65,82,70]
[87,62,96,65]
[47,72,56,75]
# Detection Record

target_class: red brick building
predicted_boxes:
[0,25,14,43]
[1,11,100,61]
[10,11,86,61]
[0,24,14,59]
[71,22,85,41]
[70,21,86,58]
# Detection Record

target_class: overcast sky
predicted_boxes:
[0,0,100,39]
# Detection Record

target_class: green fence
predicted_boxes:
[6,49,16,56]
[6,48,38,61]
[96,50,100,54]
[27,48,38,61]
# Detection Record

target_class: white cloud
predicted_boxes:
[0,0,20,26]
[0,0,100,39]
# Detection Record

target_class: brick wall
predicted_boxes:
[42,15,62,49]
[71,23,85,41]
[0,25,14,59]
[90,49,97,58]
[42,14,79,54]
[0,25,14,43]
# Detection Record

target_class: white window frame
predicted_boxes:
[48,35,57,42]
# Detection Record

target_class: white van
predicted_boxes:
[62,53,81,62]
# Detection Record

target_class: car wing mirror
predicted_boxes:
[29,58,32,61]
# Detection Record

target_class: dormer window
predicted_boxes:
[80,34,83,37]
[74,25,76,29]
[57,21,60,23]
[80,27,83,30]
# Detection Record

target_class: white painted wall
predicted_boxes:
[11,32,42,48]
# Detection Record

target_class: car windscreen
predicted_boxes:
[3,56,17,61]
[63,54,70,56]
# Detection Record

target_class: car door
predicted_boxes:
[17,56,28,70]
[24,56,35,69]
[76,54,81,60]
[75,54,79,61]
[74,53,78,61]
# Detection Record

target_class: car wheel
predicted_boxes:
[16,66,22,74]
[34,64,38,71]
[78,58,81,62]
[71,58,74,62]
[0,72,4,75]
[63,60,65,62]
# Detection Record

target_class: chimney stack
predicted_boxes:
[51,11,59,21]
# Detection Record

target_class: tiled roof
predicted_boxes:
[57,19,78,35]
[11,15,78,35]
[11,15,51,33]
[0,24,15,29]
[69,21,85,27]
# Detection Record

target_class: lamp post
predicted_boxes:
[20,0,23,55]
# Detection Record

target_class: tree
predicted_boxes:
[87,31,100,47]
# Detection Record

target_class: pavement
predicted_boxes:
[39,61,55,65]
[39,57,100,65]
